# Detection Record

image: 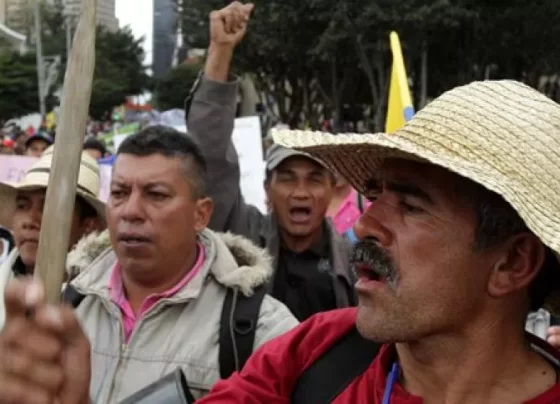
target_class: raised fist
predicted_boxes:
[210,2,254,47]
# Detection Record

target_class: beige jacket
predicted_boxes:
[69,228,298,403]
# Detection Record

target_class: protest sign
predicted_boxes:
[0,116,265,210]
[174,116,266,213]
[0,155,112,203]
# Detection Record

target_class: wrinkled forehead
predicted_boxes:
[365,158,474,202]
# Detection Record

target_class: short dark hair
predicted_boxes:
[83,137,106,156]
[460,179,559,312]
[117,125,207,198]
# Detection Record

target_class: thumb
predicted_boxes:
[242,3,254,15]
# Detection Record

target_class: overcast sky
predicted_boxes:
[115,0,153,66]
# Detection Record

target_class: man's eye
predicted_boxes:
[110,190,124,198]
[15,201,28,210]
[149,192,168,200]
[400,201,422,213]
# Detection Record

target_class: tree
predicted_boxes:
[41,4,151,120]
[178,0,560,131]
[88,27,151,119]
[153,61,202,111]
[0,51,57,121]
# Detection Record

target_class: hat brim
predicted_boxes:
[273,129,560,314]
[0,182,105,229]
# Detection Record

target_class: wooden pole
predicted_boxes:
[34,0,97,303]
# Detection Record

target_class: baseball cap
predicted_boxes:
[25,131,54,148]
[265,143,329,172]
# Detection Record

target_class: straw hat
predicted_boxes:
[273,80,560,310]
[0,145,105,228]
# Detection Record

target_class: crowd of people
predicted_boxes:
[0,2,560,403]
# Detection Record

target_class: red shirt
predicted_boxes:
[198,308,560,403]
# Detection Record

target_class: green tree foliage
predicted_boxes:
[0,2,151,121]
[153,61,202,111]
[169,0,560,130]
[0,51,40,121]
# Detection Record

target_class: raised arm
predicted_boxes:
[185,2,262,237]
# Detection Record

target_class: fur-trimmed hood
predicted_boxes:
[68,229,273,295]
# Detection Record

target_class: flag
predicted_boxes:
[385,31,415,133]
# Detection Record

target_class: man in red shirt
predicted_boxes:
[196,81,560,401]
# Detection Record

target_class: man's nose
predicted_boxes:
[356,202,392,247]
[120,191,146,222]
[291,180,311,199]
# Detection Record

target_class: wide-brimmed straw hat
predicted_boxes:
[273,80,560,312]
[0,145,105,228]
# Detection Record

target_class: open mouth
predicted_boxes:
[355,263,387,284]
[289,207,312,223]
[118,235,150,246]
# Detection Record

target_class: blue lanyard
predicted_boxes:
[382,362,399,404]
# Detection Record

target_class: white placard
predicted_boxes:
[176,116,266,213]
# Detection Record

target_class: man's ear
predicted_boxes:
[487,233,546,298]
[194,197,214,232]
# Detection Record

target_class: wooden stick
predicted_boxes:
[34,0,97,303]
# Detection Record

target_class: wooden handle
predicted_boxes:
[34,0,97,303]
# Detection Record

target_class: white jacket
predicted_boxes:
[68,229,298,402]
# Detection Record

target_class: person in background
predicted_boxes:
[83,136,107,160]
[0,145,105,330]
[0,137,14,154]
[25,131,54,158]
[327,172,370,235]
[12,131,27,155]
[186,2,355,321]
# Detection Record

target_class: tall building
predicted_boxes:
[152,0,177,78]
[3,0,31,35]
[0,0,6,24]
[65,0,119,32]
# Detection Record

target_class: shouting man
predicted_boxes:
[197,80,560,402]
[186,2,355,321]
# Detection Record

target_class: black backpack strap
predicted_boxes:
[61,284,86,308]
[356,192,365,213]
[219,286,267,379]
[291,327,381,403]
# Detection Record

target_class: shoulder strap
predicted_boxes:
[219,286,267,379]
[291,327,381,403]
[61,284,86,308]
[356,192,365,213]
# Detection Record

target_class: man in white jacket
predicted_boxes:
[0,125,298,403]
[0,145,105,329]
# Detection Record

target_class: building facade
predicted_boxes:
[3,0,30,34]
[65,0,118,32]
[152,0,177,78]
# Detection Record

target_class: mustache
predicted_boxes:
[350,240,397,283]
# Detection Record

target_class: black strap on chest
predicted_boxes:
[291,326,381,403]
[219,285,267,379]
[61,284,86,307]
[64,283,266,397]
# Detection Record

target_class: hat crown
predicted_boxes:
[22,145,100,197]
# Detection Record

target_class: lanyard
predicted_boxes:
[382,362,400,404]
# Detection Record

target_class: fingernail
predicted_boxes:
[44,305,62,327]
[24,282,44,307]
